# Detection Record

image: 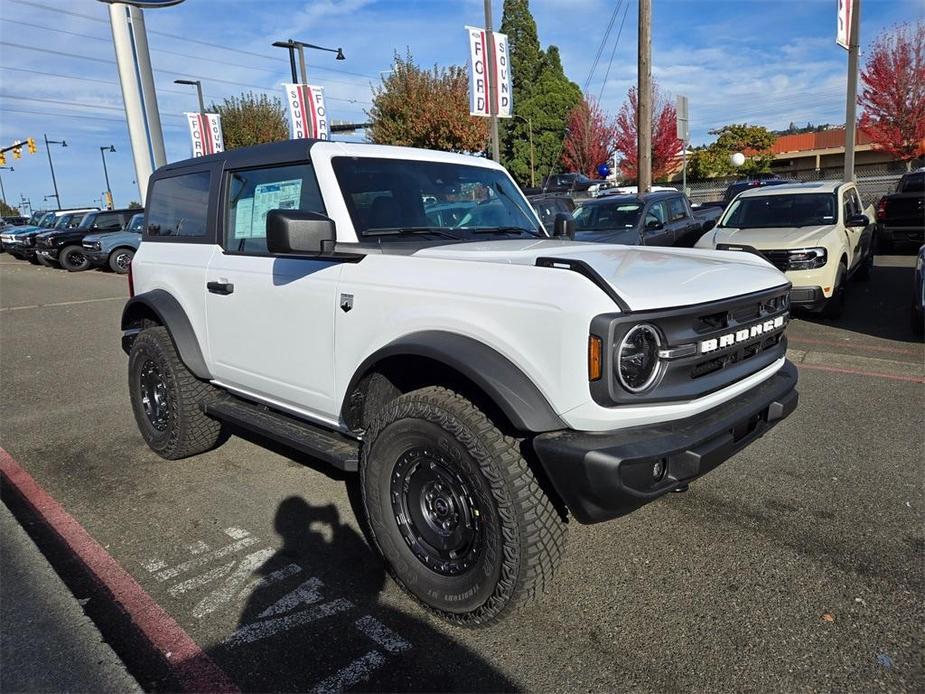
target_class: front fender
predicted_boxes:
[344,330,567,433]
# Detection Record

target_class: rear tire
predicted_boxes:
[128,326,226,460]
[360,386,567,627]
[854,249,873,282]
[108,248,134,274]
[59,245,90,272]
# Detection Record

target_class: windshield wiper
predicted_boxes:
[364,226,460,240]
[469,226,542,237]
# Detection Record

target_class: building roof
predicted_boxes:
[771,128,872,155]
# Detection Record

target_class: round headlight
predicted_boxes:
[616,324,662,393]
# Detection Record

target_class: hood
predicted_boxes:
[573,228,640,245]
[413,239,787,311]
[707,225,834,249]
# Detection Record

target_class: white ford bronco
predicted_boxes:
[123,140,798,626]
[696,180,876,318]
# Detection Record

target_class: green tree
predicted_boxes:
[0,201,21,217]
[499,0,544,163]
[366,51,488,152]
[508,46,582,184]
[688,123,776,179]
[127,200,142,209]
[209,92,288,150]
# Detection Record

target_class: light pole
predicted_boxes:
[43,134,67,210]
[272,39,345,83]
[0,166,12,206]
[100,145,116,209]
[512,114,535,188]
[174,78,205,114]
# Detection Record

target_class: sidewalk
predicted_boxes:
[0,501,141,694]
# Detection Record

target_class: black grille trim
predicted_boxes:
[590,284,791,406]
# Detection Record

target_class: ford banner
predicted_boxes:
[184,112,224,157]
[283,84,329,141]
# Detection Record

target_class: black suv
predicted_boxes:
[35,208,136,271]
[723,177,798,204]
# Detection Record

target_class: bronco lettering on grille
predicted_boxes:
[699,314,787,354]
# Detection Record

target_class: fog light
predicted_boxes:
[652,458,667,482]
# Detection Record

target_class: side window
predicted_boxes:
[645,201,668,228]
[146,171,211,238]
[842,187,861,221]
[224,163,325,254]
[668,197,687,222]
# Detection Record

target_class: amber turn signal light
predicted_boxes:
[588,335,603,381]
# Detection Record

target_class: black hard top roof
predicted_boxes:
[155,138,321,175]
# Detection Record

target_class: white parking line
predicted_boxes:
[223,598,353,648]
[0,296,126,312]
[354,616,412,654]
[155,536,260,581]
[257,577,324,619]
[311,651,387,694]
[168,561,234,597]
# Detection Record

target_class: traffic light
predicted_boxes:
[26,137,36,154]
[12,146,21,160]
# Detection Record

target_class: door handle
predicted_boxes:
[207,281,234,295]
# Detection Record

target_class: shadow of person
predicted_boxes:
[205,493,517,693]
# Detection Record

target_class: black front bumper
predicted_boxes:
[789,286,826,311]
[532,360,799,524]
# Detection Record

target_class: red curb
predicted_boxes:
[0,447,239,694]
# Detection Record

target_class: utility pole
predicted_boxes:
[484,0,500,162]
[100,145,116,209]
[637,0,652,193]
[43,133,65,210]
[0,167,9,206]
[843,0,860,182]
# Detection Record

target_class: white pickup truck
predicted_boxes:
[122,140,798,626]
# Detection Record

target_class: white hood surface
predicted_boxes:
[415,239,788,311]
[707,225,834,249]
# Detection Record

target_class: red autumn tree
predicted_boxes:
[858,21,925,166]
[562,97,616,177]
[613,81,683,181]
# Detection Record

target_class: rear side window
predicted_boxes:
[668,197,687,221]
[224,163,325,254]
[146,171,211,238]
[93,212,127,231]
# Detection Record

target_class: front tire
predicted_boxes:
[35,253,56,267]
[59,245,90,272]
[361,386,567,626]
[108,248,134,274]
[128,326,226,460]
[822,262,848,320]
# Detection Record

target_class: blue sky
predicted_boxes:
[0,0,920,211]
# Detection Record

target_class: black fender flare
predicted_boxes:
[344,331,566,433]
[121,289,211,380]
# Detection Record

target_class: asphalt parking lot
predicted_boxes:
[1,254,922,693]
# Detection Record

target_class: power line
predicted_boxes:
[597,1,629,102]
[0,93,125,112]
[8,0,380,81]
[583,1,622,93]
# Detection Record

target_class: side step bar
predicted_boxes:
[204,397,360,472]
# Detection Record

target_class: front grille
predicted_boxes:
[761,250,790,272]
[590,285,791,406]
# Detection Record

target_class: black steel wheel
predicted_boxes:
[361,386,567,627]
[60,245,90,272]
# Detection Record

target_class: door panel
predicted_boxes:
[205,253,344,419]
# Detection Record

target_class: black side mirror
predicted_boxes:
[267,209,336,255]
[553,212,575,239]
[702,219,716,232]
[645,219,664,231]
[846,213,869,228]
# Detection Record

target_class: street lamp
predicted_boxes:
[173,78,205,114]
[100,145,116,209]
[0,166,13,207]
[43,134,67,210]
[272,39,345,83]
[512,114,535,189]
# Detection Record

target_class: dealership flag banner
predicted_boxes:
[185,113,224,157]
[465,26,512,118]
[836,0,853,49]
[284,84,329,140]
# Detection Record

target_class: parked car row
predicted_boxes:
[1,207,143,274]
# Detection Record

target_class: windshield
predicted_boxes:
[573,202,643,231]
[331,157,543,241]
[719,193,837,229]
[77,212,98,230]
[28,212,43,225]
[39,212,56,227]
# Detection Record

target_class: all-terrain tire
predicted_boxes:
[109,247,134,274]
[128,325,226,460]
[360,385,567,627]
[59,245,90,272]
[35,253,56,267]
